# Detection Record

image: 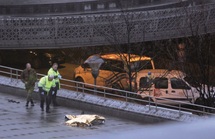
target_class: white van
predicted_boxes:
[74,53,155,90]
[136,69,199,105]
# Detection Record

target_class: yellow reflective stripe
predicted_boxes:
[48,68,59,76]
[48,68,60,83]
[38,76,55,92]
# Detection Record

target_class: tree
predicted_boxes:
[90,0,157,93]
[155,1,215,107]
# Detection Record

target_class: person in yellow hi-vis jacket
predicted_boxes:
[48,63,62,106]
[38,75,56,113]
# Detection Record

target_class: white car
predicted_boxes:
[136,69,199,105]
[74,53,155,90]
[65,114,105,127]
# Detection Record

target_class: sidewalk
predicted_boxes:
[0,91,143,139]
[0,75,206,123]
[1,91,214,139]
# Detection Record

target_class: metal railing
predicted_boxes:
[0,64,215,116]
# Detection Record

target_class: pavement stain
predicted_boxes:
[10,128,19,130]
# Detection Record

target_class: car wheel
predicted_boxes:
[112,83,124,96]
[32,58,41,69]
[75,77,85,90]
[141,97,154,105]
[194,97,205,114]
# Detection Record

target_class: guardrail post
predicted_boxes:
[16,70,18,80]
[155,100,158,111]
[82,84,85,93]
[104,89,106,98]
[148,97,151,110]
[10,69,12,81]
[179,103,181,116]
[94,79,97,95]
[76,83,78,92]
[126,92,128,102]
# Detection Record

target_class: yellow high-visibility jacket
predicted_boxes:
[48,68,61,89]
[38,76,56,93]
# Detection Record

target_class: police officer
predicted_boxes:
[48,63,62,106]
[38,75,56,113]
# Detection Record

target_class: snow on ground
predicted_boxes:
[0,75,208,122]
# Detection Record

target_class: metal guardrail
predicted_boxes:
[0,64,215,116]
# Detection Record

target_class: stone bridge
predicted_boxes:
[0,3,215,49]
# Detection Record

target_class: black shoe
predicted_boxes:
[30,99,34,106]
[41,107,44,111]
[25,101,29,107]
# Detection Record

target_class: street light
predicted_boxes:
[84,54,104,95]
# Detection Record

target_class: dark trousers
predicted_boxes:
[40,90,51,111]
[25,86,34,106]
[52,90,57,105]
[52,82,59,105]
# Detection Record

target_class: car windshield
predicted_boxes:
[184,76,201,87]
[139,77,153,88]
[95,58,153,73]
[154,77,168,89]
[130,60,153,72]
[171,77,191,89]
[140,77,168,89]
[100,59,125,72]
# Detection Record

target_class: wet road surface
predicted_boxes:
[0,91,144,139]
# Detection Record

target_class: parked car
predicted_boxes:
[0,49,65,69]
[136,69,199,105]
[74,53,155,90]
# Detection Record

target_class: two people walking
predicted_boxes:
[38,63,61,113]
